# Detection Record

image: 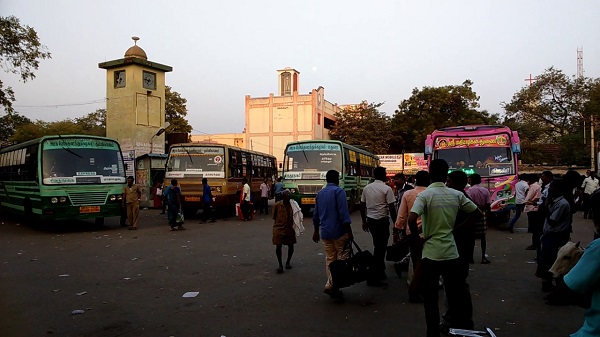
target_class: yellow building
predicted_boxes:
[98,37,172,156]
[245,68,341,170]
[189,133,245,148]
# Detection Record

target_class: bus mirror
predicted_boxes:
[424,135,433,155]
[511,131,521,154]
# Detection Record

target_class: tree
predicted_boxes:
[0,16,51,113]
[10,109,106,142]
[165,86,192,134]
[75,109,106,137]
[0,112,32,141]
[502,67,594,165]
[329,101,391,154]
[391,80,499,152]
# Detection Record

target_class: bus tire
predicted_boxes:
[301,205,312,215]
[183,207,198,219]
[23,198,34,225]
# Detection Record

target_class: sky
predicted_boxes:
[2,0,600,136]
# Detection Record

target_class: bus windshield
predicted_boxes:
[283,143,342,179]
[436,146,515,177]
[42,138,125,185]
[166,146,225,178]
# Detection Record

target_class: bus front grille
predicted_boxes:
[298,185,323,195]
[68,191,107,206]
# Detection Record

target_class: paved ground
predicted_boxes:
[0,204,595,337]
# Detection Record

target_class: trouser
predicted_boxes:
[322,233,351,290]
[126,202,139,228]
[202,201,214,222]
[367,217,391,279]
[537,230,570,280]
[119,204,127,226]
[421,258,473,337]
[167,202,180,227]
[527,211,543,249]
[454,229,475,275]
[260,197,269,214]
[508,203,525,229]
[242,200,251,220]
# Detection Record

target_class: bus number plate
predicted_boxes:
[302,198,316,204]
[80,206,100,214]
[185,196,201,202]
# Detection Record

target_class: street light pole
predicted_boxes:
[591,116,596,172]
[150,122,171,154]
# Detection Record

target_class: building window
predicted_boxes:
[114,70,126,88]
[281,72,291,96]
[317,113,321,125]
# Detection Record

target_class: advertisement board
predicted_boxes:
[403,153,428,174]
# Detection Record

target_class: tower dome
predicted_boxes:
[124,36,147,60]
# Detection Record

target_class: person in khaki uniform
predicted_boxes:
[122,176,141,230]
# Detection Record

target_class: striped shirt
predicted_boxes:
[410,182,478,261]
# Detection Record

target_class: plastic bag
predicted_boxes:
[176,211,184,224]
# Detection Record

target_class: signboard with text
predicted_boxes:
[403,153,428,173]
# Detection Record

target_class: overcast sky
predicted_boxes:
[2,0,599,135]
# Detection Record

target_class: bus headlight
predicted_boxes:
[50,197,58,204]
[216,186,222,193]
[110,195,116,201]
[59,197,67,203]
[117,195,123,201]
[290,188,296,194]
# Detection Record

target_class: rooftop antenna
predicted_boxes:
[132,36,140,45]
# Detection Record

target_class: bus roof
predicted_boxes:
[169,142,276,158]
[285,139,377,157]
[432,125,512,136]
[0,135,119,153]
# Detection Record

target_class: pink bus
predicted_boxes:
[425,125,521,212]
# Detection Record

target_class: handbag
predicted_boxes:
[176,210,185,224]
[386,234,410,262]
[329,239,374,289]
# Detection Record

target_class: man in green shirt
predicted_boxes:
[408,159,481,337]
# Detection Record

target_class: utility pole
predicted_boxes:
[578,47,594,171]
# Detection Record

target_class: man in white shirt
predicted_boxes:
[508,174,529,233]
[242,177,252,221]
[581,170,600,219]
[360,166,397,286]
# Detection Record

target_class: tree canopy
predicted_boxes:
[502,67,595,164]
[10,109,106,142]
[391,80,499,152]
[328,101,391,154]
[0,16,51,113]
[165,86,192,134]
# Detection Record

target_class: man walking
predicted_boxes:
[312,170,353,300]
[260,177,270,215]
[508,174,529,233]
[360,166,397,286]
[395,170,429,302]
[165,179,184,230]
[407,159,481,337]
[241,177,252,221]
[201,178,216,223]
[122,176,141,230]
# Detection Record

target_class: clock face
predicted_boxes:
[142,71,156,90]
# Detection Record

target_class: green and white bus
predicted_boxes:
[0,135,126,223]
[281,140,379,212]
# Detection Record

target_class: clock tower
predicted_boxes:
[98,37,172,156]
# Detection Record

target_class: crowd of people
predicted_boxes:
[117,164,600,336]
[308,163,599,337]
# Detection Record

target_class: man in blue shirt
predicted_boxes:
[201,178,216,223]
[312,170,353,300]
